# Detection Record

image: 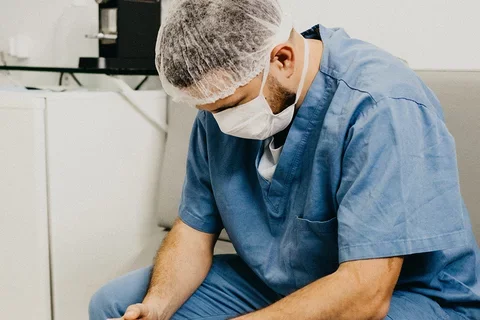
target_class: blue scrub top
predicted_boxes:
[179,25,480,317]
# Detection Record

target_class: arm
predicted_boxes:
[236,99,462,319]
[118,112,224,319]
[233,257,403,320]
[115,218,218,320]
[144,218,218,318]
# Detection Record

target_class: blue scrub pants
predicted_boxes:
[89,255,461,320]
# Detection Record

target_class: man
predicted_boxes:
[89,0,480,319]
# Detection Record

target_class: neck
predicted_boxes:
[272,38,324,147]
[296,38,324,108]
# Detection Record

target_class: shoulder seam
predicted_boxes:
[379,96,428,109]
[321,71,379,104]
[375,97,445,123]
[321,71,430,110]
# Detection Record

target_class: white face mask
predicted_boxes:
[213,38,310,140]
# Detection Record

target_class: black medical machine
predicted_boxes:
[79,0,161,71]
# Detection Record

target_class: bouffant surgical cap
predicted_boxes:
[155,0,293,105]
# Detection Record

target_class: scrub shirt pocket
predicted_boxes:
[292,216,339,288]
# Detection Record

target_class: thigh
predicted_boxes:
[172,254,282,320]
[89,265,152,320]
[386,291,452,320]
[89,254,282,320]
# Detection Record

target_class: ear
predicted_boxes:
[270,43,295,79]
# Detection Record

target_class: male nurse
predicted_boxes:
[89,0,480,319]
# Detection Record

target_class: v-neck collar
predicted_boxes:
[254,24,334,218]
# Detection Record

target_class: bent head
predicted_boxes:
[197,36,305,116]
[156,0,309,139]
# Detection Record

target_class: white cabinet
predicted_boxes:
[0,90,168,320]
[0,94,51,320]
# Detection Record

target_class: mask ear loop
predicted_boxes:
[294,38,310,105]
[259,21,296,100]
[258,57,271,97]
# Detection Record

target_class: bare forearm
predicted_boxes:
[143,219,216,319]
[234,273,382,320]
[233,258,402,320]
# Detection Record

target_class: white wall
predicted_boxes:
[286,0,480,70]
[0,0,98,86]
[0,0,479,86]
[0,0,164,88]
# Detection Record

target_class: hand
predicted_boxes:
[109,302,164,320]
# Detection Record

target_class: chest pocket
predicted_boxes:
[292,216,339,288]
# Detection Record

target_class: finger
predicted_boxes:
[123,303,149,320]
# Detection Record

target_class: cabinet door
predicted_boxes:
[45,91,167,320]
[0,94,52,320]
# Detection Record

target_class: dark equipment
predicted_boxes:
[80,0,161,71]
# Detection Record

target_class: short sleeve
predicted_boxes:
[178,112,223,234]
[337,98,467,263]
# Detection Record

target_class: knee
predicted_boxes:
[88,266,152,320]
[88,285,118,320]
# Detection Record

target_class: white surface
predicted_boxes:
[72,0,88,7]
[0,94,52,320]
[8,37,16,56]
[0,90,168,320]
[0,0,98,85]
[14,34,31,59]
[43,91,167,320]
[2,0,476,85]
[258,138,283,182]
[283,0,480,70]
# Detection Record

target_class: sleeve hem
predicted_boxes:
[338,230,467,263]
[178,209,223,235]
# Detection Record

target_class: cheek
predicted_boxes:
[266,92,283,114]
[262,83,281,112]
[267,87,295,114]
